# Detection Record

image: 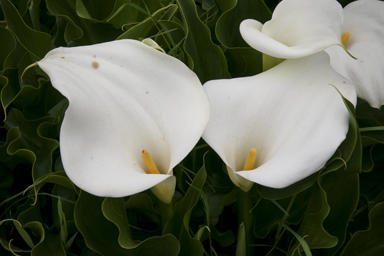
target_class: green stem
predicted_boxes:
[159,200,173,228]
[359,126,384,132]
[275,194,297,239]
[238,188,254,256]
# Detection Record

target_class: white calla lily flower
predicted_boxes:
[326,0,384,109]
[202,52,356,190]
[240,0,344,60]
[38,39,210,204]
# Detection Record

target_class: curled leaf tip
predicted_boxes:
[21,62,38,82]
[142,38,166,53]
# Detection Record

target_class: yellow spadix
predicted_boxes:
[141,149,161,174]
[243,148,257,171]
[341,32,350,45]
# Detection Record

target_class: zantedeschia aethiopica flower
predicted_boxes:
[37,39,210,203]
[326,0,384,109]
[239,0,345,61]
[202,52,356,191]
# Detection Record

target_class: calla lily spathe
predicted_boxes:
[37,39,210,203]
[239,0,345,60]
[326,0,384,109]
[202,52,356,191]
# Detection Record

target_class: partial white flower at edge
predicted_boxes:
[202,52,356,191]
[325,0,384,109]
[239,0,345,60]
[37,39,211,204]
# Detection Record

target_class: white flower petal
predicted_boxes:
[240,0,344,59]
[38,39,210,198]
[202,52,356,189]
[326,0,384,108]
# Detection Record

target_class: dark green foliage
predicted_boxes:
[0,0,383,255]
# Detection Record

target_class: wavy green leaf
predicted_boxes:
[75,191,179,256]
[0,0,54,60]
[163,165,207,256]
[45,0,122,46]
[288,182,337,255]
[215,0,271,48]
[0,219,45,254]
[75,191,134,256]
[341,202,384,256]
[254,189,311,239]
[102,197,136,249]
[0,26,16,71]
[4,109,59,179]
[76,0,115,21]
[125,193,160,226]
[107,0,162,29]
[32,231,65,256]
[177,0,230,83]
[318,172,359,255]
[117,4,176,40]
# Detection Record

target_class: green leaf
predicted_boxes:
[177,0,230,83]
[236,223,246,256]
[107,0,162,29]
[318,172,359,255]
[117,4,176,40]
[29,171,77,195]
[102,197,136,249]
[360,159,384,203]
[253,189,310,239]
[106,195,176,253]
[361,130,384,146]
[337,99,360,164]
[28,0,42,32]
[282,223,312,256]
[133,234,180,256]
[17,198,43,226]
[356,99,384,126]
[0,220,46,254]
[125,193,160,225]
[215,0,271,48]
[4,108,59,179]
[194,225,210,241]
[74,191,134,256]
[45,0,122,46]
[57,197,68,245]
[257,172,319,200]
[341,202,384,256]
[75,191,179,256]
[210,226,235,248]
[225,48,263,78]
[4,219,34,248]
[0,0,54,59]
[163,165,207,256]
[0,236,30,253]
[0,26,16,71]
[76,0,115,21]
[288,182,337,254]
[155,20,185,54]
[32,231,66,256]
[213,0,270,77]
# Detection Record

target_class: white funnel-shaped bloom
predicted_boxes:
[240,0,344,59]
[326,0,384,109]
[38,39,210,203]
[202,52,356,191]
